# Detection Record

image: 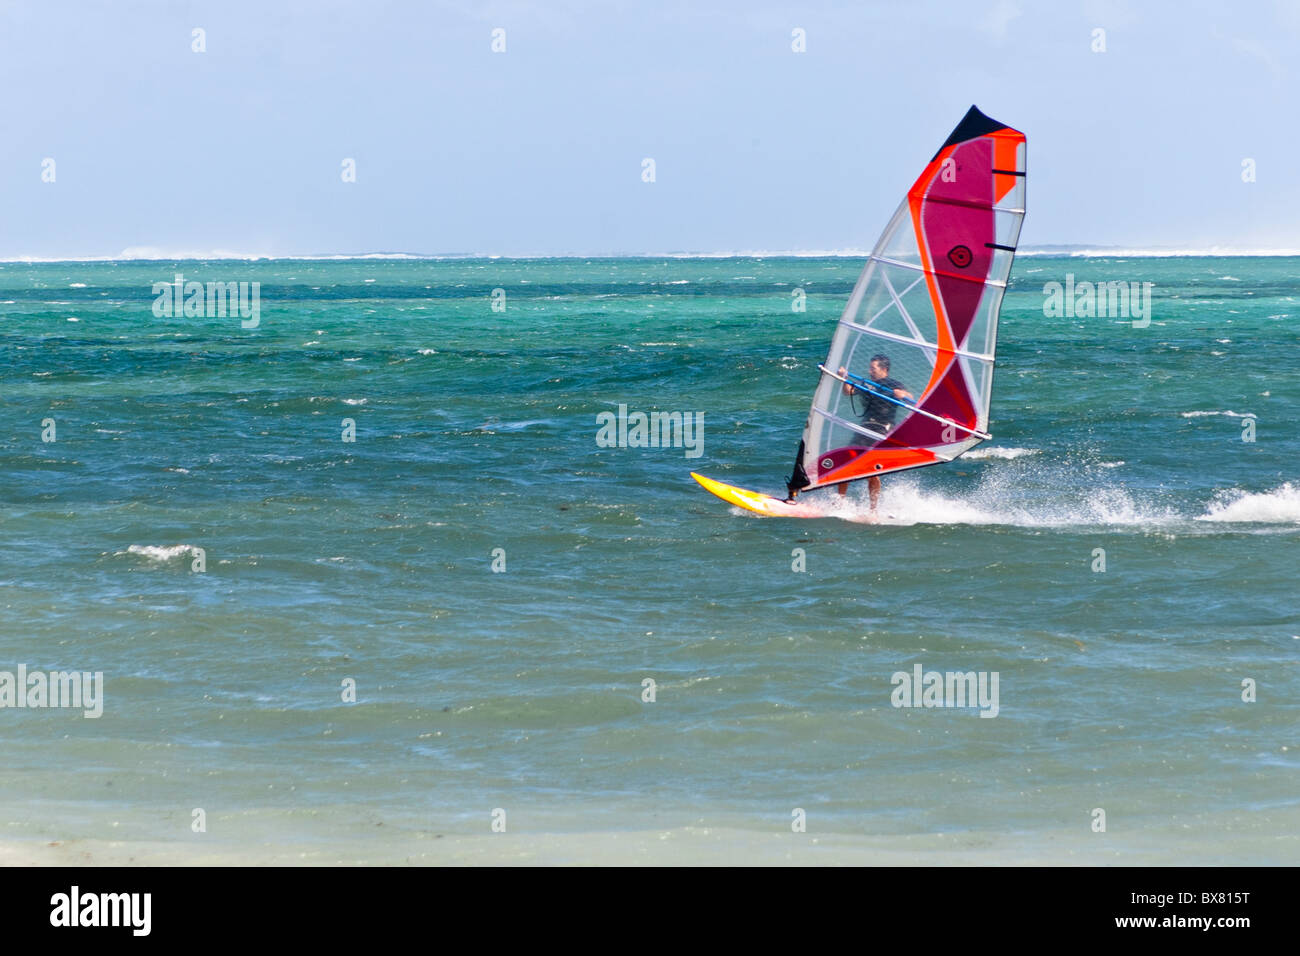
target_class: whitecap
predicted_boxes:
[1197,484,1300,524]
[126,544,201,562]
[963,447,1040,460]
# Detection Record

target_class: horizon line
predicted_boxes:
[4,245,1300,264]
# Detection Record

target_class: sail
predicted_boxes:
[788,105,1026,495]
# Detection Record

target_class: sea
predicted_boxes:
[0,254,1296,864]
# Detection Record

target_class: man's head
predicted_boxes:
[868,354,890,380]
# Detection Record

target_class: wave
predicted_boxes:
[473,419,552,433]
[125,544,201,562]
[1196,484,1300,524]
[1181,410,1251,418]
[963,447,1040,460]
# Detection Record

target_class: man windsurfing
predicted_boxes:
[695,105,1025,522]
[836,354,913,511]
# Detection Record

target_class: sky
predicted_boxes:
[2,0,1299,258]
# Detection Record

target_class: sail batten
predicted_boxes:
[866,255,1010,287]
[787,105,1026,496]
[836,322,995,362]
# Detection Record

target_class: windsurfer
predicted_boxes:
[837,354,913,509]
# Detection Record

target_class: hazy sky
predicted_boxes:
[3,0,1298,257]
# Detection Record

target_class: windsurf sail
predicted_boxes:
[787,105,1026,496]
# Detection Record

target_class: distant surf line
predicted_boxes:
[5,248,1300,264]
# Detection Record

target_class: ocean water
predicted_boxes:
[0,255,1297,863]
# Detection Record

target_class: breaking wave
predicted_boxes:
[1196,484,1300,524]
[963,447,1040,460]
[125,544,202,562]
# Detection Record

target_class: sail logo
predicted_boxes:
[50,886,151,936]
[890,664,999,718]
[1042,274,1154,327]
[152,273,261,328]
[595,404,704,458]
[0,665,103,718]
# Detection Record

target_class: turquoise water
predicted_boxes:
[1,256,1297,861]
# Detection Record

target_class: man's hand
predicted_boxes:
[838,366,854,395]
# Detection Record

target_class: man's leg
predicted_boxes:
[868,476,881,511]
[838,482,847,496]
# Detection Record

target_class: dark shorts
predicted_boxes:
[864,419,892,435]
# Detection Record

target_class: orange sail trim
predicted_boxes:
[991,128,1025,203]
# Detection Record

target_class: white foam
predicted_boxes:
[117,246,273,260]
[821,472,1176,529]
[126,544,200,562]
[1181,410,1250,418]
[1197,484,1300,524]
[963,447,1040,460]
